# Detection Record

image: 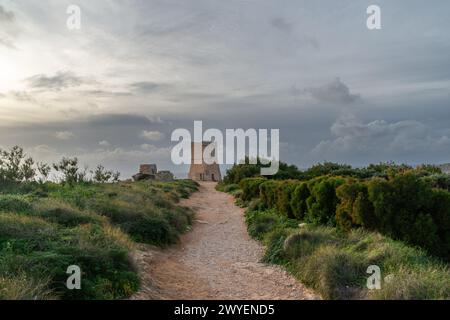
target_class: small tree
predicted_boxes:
[92,165,113,183]
[78,165,89,183]
[0,146,37,182]
[21,157,35,182]
[91,165,120,183]
[53,157,81,185]
[37,162,51,183]
[112,171,121,183]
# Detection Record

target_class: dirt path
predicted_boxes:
[131,182,318,300]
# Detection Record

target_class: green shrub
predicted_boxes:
[422,174,450,191]
[259,180,280,209]
[32,199,103,227]
[367,173,447,259]
[370,267,450,300]
[0,213,59,252]
[245,201,450,300]
[300,246,366,299]
[305,177,345,226]
[290,182,310,220]
[239,177,267,201]
[246,209,298,241]
[223,184,239,193]
[275,180,298,218]
[223,158,303,184]
[0,273,53,300]
[246,211,279,240]
[0,195,32,213]
[262,228,290,264]
[163,206,194,234]
[336,180,375,232]
[0,213,139,299]
[0,179,199,300]
[283,227,337,259]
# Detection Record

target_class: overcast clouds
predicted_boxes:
[0,0,450,177]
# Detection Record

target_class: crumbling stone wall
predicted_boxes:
[156,171,174,182]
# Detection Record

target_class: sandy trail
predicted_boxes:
[131,182,318,300]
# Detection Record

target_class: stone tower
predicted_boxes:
[188,141,222,182]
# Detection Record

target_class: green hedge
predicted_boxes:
[367,173,450,259]
[239,178,267,201]
[232,172,450,261]
[305,177,345,226]
[290,182,310,220]
[260,180,281,209]
[335,179,375,232]
[275,181,298,219]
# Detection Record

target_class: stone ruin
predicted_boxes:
[132,164,174,182]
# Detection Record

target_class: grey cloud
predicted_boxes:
[0,113,172,177]
[270,17,319,49]
[166,91,227,103]
[306,78,360,104]
[3,0,450,173]
[129,82,169,93]
[86,113,164,127]
[0,5,14,23]
[136,13,203,38]
[129,81,225,101]
[25,71,85,91]
[80,90,132,97]
[300,35,320,50]
[0,37,16,49]
[310,115,450,165]
[0,5,16,49]
[7,91,51,109]
[11,91,36,103]
[5,91,50,109]
[54,131,76,141]
[271,17,293,33]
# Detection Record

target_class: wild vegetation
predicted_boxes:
[218,160,450,299]
[0,146,198,300]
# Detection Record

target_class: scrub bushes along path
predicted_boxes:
[0,179,198,299]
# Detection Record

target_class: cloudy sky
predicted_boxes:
[1,0,450,178]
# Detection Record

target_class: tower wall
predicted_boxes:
[188,142,222,182]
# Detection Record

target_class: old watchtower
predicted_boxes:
[188,141,222,182]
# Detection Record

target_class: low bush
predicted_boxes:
[239,177,266,202]
[290,182,310,220]
[259,180,280,209]
[0,273,53,300]
[32,199,104,227]
[336,180,375,232]
[0,179,199,299]
[245,210,450,300]
[305,176,345,226]
[370,266,450,300]
[226,167,450,261]
[223,184,239,193]
[245,209,297,241]
[299,245,366,299]
[0,195,33,213]
[275,180,298,218]
[367,173,448,259]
